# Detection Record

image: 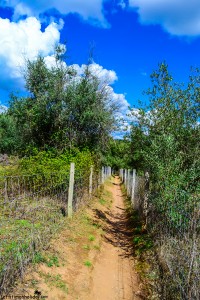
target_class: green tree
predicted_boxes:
[0,112,18,154]
[130,63,199,176]
[103,138,130,169]
[9,47,118,153]
[129,62,200,300]
[129,62,200,229]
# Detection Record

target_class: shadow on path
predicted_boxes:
[93,182,135,259]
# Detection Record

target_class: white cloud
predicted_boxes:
[0,13,131,135]
[0,105,8,113]
[0,17,62,90]
[4,0,107,26]
[71,63,117,84]
[68,62,131,137]
[74,63,129,113]
[118,0,127,9]
[88,63,118,85]
[129,0,200,36]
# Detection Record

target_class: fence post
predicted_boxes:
[131,169,136,205]
[127,169,131,196]
[125,169,128,189]
[101,166,104,184]
[144,171,150,227]
[4,177,9,205]
[68,162,75,218]
[124,169,127,188]
[89,165,93,196]
[121,169,124,183]
[98,170,101,188]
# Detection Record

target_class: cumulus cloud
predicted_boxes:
[129,0,200,36]
[68,62,130,137]
[0,17,62,90]
[0,14,130,134]
[4,0,107,26]
[85,63,131,135]
[70,62,129,114]
[0,105,8,113]
[71,63,118,85]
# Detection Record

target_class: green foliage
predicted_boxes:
[133,236,153,253]
[130,63,199,227]
[83,244,90,250]
[42,273,68,293]
[88,234,95,241]
[0,113,19,154]
[99,198,106,205]
[33,253,60,267]
[33,252,47,264]
[128,63,200,298]
[17,148,94,178]
[46,255,59,267]
[84,260,92,267]
[129,123,150,171]
[8,46,118,154]
[103,138,131,169]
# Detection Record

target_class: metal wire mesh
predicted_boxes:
[120,168,200,300]
[0,165,110,296]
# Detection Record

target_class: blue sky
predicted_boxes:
[0,0,200,113]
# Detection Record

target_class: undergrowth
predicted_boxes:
[0,150,99,297]
[5,181,109,298]
[123,184,160,299]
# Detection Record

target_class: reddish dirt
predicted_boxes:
[87,176,143,300]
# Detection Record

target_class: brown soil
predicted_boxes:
[87,176,143,300]
[12,176,144,300]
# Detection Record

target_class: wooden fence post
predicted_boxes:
[68,162,75,218]
[124,169,127,188]
[109,166,111,177]
[127,169,131,196]
[89,165,93,196]
[101,166,104,184]
[98,170,101,189]
[144,171,150,228]
[4,177,8,204]
[131,169,136,205]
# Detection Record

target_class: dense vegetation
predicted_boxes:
[128,63,200,299]
[0,46,118,159]
[129,62,199,217]
[0,48,120,296]
[0,49,199,299]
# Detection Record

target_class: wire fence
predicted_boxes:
[120,168,200,300]
[0,164,111,297]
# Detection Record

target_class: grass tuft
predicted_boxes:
[84,260,92,267]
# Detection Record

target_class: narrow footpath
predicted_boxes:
[13,176,144,300]
[88,176,143,300]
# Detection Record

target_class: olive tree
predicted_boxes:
[9,47,118,153]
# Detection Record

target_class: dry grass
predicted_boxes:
[0,169,101,297]
[9,184,112,299]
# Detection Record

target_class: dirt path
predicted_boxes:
[13,176,144,300]
[88,176,142,300]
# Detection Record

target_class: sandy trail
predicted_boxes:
[88,176,142,300]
